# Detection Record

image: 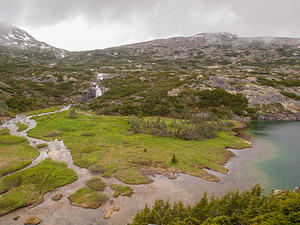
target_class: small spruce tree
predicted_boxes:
[171,153,178,163]
[69,108,77,119]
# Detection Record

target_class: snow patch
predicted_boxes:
[194,33,205,38]
[40,44,51,49]
[8,31,16,39]
[23,33,31,41]
[97,73,104,80]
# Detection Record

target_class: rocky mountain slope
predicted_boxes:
[0,25,300,122]
[0,23,67,58]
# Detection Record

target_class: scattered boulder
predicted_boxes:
[167,89,181,97]
[24,216,41,225]
[103,206,120,219]
[273,189,284,196]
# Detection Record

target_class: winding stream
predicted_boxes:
[0,106,79,171]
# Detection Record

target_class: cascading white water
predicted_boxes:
[95,84,103,97]
[95,73,104,97]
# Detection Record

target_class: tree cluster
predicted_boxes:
[128,115,232,141]
[130,185,300,225]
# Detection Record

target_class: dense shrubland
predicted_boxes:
[128,115,234,141]
[91,81,255,119]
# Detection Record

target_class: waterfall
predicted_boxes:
[95,84,102,97]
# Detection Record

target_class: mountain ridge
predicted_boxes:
[1,22,300,52]
[0,24,299,123]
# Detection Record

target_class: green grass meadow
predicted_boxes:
[0,158,77,216]
[0,129,39,177]
[16,122,28,132]
[28,109,249,184]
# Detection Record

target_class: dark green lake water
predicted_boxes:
[249,121,300,190]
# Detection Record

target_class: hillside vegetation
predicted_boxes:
[1,28,300,123]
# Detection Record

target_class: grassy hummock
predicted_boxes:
[0,158,77,216]
[24,216,41,225]
[36,143,48,149]
[86,177,106,191]
[0,129,39,177]
[28,110,250,184]
[52,193,63,201]
[16,122,28,132]
[68,188,108,209]
[110,184,133,197]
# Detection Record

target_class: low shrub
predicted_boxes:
[86,177,106,191]
[110,184,133,197]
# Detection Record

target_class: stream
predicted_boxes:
[0,105,80,172]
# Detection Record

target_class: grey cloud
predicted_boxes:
[1,0,300,50]
[1,0,300,36]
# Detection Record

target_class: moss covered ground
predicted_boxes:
[28,109,250,184]
[16,122,28,132]
[0,158,77,216]
[86,177,106,191]
[68,188,108,209]
[0,129,39,177]
[110,184,133,197]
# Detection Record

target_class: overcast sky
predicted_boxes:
[1,0,300,51]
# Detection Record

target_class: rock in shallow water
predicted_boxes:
[103,206,120,219]
[13,215,20,220]
[273,189,284,196]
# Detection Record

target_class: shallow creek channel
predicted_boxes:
[0,107,273,225]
